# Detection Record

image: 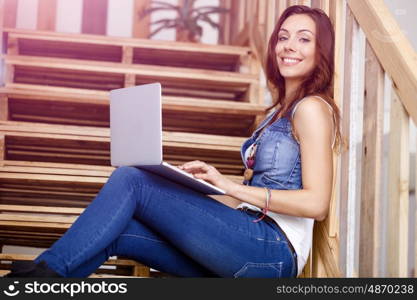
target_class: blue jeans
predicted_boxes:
[35,167,297,277]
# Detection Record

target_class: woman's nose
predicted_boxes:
[284,38,296,52]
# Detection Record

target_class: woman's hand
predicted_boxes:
[178,160,238,195]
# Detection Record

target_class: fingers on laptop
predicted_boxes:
[179,160,210,173]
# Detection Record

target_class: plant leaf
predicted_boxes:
[192,6,229,14]
[150,19,176,26]
[196,14,220,29]
[150,1,177,9]
[139,6,180,19]
[149,23,179,38]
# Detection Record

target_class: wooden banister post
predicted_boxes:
[0,0,3,88]
[359,41,384,277]
[387,90,409,277]
[133,0,151,39]
[37,0,57,31]
[3,0,17,28]
[339,5,366,277]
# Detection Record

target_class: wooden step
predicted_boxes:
[0,253,152,277]
[4,54,257,101]
[0,160,243,208]
[1,84,267,136]
[0,160,243,248]
[0,121,246,174]
[5,27,252,72]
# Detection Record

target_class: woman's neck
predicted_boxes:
[284,79,302,103]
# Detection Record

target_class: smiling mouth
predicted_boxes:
[281,57,302,66]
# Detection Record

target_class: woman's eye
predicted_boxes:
[300,38,310,43]
[278,36,288,41]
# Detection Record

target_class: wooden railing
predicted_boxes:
[345,0,417,278]
[220,0,417,278]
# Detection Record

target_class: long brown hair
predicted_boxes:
[266,5,343,152]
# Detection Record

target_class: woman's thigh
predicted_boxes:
[116,166,296,278]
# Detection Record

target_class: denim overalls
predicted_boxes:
[241,108,302,191]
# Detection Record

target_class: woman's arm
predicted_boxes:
[180,96,334,221]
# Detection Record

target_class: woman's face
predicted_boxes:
[275,14,317,82]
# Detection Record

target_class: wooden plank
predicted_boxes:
[0,0,3,90]
[132,264,150,277]
[311,224,328,277]
[122,46,133,64]
[0,170,243,187]
[0,204,83,215]
[314,222,341,277]
[4,54,257,85]
[231,21,249,46]
[0,253,48,261]
[257,0,268,48]
[358,40,384,277]
[4,34,17,85]
[0,253,149,277]
[387,89,409,277]
[1,165,111,177]
[122,46,135,86]
[4,28,251,56]
[0,187,96,198]
[3,0,17,28]
[0,95,8,120]
[37,0,57,31]
[0,160,243,180]
[226,0,242,42]
[311,0,320,9]
[311,0,329,16]
[347,0,417,126]
[0,120,245,147]
[236,0,246,35]
[218,0,232,45]
[1,85,267,114]
[276,0,287,23]
[3,63,14,84]
[0,172,108,184]
[297,0,311,6]
[0,213,77,224]
[132,0,150,39]
[0,133,4,162]
[325,0,344,238]
[245,0,255,23]
[338,5,365,277]
[0,220,71,229]
[82,0,108,35]
[0,0,2,47]
[1,124,245,173]
[266,0,276,42]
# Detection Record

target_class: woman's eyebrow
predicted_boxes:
[279,28,315,35]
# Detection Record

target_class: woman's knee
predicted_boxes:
[108,166,148,188]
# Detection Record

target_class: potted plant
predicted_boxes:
[139,0,229,43]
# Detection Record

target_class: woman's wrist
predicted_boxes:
[225,181,241,197]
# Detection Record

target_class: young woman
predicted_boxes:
[6,5,341,278]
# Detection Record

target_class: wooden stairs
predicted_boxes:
[0,28,266,277]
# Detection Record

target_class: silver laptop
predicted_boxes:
[110,83,226,195]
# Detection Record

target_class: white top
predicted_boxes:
[239,96,334,276]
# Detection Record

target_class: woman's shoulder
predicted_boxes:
[292,95,334,120]
[292,95,334,134]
